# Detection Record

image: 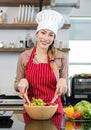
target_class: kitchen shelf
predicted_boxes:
[0,47,70,52]
[0,23,70,30]
[0,0,50,7]
[58,48,70,52]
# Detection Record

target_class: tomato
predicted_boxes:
[73,122,81,129]
[72,111,81,119]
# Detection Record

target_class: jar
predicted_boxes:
[0,41,3,48]
[9,42,15,48]
[0,10,3,23]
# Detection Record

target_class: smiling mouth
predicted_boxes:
[41,41,49,45]
[42,43,47,45]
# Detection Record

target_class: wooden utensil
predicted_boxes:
[46,94,58,105]
[51,95,58,104]
[24,93,31,104]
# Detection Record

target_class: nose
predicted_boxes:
[44,34,49,41]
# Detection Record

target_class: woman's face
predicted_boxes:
[36,29,55,49]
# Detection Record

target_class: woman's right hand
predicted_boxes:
[17,78,29,96]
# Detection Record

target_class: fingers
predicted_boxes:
[56,85,67,96]
[62,86,67,95]
[55,87,61,96]
[56,78,67,96]
[24,87,28,95]
[17,92,24,99]
[17,78,29,97]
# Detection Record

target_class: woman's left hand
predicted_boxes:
[55,78,67,96]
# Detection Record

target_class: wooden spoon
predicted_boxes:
[24,93,31,104]
[51,95,58,104]
[46,95,58,105]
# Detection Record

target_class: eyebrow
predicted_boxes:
[41,29,54,34]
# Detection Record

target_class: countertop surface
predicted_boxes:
[0,112,65,130]
[0,112,91,130]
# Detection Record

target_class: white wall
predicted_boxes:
[0,53,18,95]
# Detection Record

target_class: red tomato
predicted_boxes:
[73,122,81,129]
[72,111,81,119]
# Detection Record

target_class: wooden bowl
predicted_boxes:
[24,104,58,120]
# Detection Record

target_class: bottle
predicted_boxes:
[0,10,3,23]
[25,34,34,48]
[19,40,25,48]
[3,12,7,23]
[59,41,62,50]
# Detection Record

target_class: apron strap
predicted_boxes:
[29,46,36,62]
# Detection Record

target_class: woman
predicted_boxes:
[14,9,68,123]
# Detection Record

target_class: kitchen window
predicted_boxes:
[69,40,91,77]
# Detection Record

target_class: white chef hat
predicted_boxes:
[35,9,64,36]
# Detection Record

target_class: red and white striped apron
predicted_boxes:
[23,47,63,123]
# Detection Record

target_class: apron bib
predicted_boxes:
[23,47,63,123]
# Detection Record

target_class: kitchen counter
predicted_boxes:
[0,112,91,130]
[0,94,91,130]
[0,112,64,130]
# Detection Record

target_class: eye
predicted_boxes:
[49,34,54,37]
[50,34,54,36]
[41,31,46,34]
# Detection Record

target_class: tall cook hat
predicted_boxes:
[35,9,64,36]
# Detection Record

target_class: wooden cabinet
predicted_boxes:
[0,23,70,52]
[0,0,50,7]
[0,0,50,11]
[0,0,70,52]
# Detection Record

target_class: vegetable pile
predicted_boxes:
[29,98,45,106]
[64,100,91,120]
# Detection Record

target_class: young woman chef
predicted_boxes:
[14,9,68,122]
